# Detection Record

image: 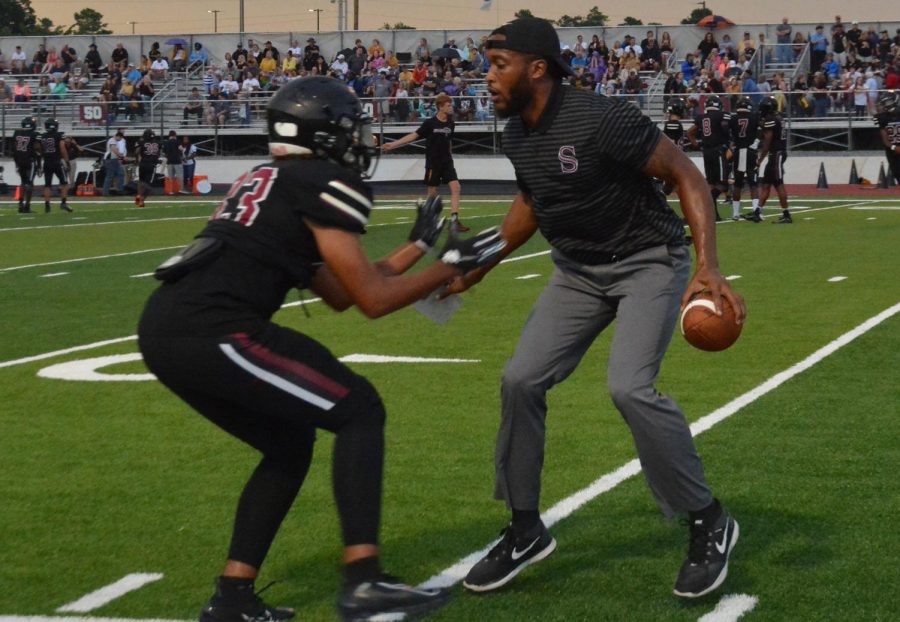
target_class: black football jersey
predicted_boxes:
[761,114,788,152]
[729,110,760,149]
[663,120,684,146]
[416,115,454,165]
[39,131,63,163]
[694,110,731,149]
[186,159,374,320]
[137,139,162,166]
[13,129,38,163]
[875,110,900,146]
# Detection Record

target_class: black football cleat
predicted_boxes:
[741,211,762,222]
[463,522,557,593]
[773,215,792,224]
[61,203,73,213]
[199,578,294,622]
[673,506,739,598]
[337,575,451,622]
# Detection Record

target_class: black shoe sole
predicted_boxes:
[673,519,740,599]
[338,591,452,622]
[463,537,557,593]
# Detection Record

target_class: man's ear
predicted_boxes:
[529,58,550,80]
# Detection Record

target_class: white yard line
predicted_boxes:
[422,301,900,589]
[1,618,188,622]
[56,573,164,613]
[40,272,69,278]
[0,336,139,369]
[0,247,182,274]
[697,594,759,622]
[0,216,207,233]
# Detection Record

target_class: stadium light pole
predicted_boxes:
[208,10,221,33]
[127,21,137,34]
[309,8,323,34]
[239,0,245,43]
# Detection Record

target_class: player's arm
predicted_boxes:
[442,191,539,296]
[756,129,773,165]
[685,124,700,149]
[642,136,746,323]
[309,223,503,318]
[382,130,421,151]
[60,139,69,165]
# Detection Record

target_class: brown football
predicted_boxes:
[680,293,742,352]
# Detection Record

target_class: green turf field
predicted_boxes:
[0,195,898,622]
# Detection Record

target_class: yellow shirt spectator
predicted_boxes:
[260,57,277,74]
[282,55,298,73]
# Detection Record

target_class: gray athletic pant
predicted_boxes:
[494,244,713,519]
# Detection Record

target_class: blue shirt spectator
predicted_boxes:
[125,64,142,84]
[681,54,697,83]
[742,71,761,105]
[822,55,839,80]
[810,28,828,51]
[189,43,209,68]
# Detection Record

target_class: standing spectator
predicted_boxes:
[171,44,187,72]
[383,92,469,232]
[849,75,868,117]
[831,25,848,69]
[415,37,430,62]
[61,135,84,190]
[846,21,863,50]
[183,86,204,124]
[458,18,744,600]
[681,53,697,83]
[162,130,182,194]
[180,135,196,193]
[302,38,319,70]
[863,70,879,114]
[791,32,807,62]
[348,47,367,76]
[809,25,828,72]
[775,17,793,64]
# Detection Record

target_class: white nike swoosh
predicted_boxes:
[511,536,540,561]
[715,523,729,554]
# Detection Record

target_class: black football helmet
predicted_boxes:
[758,96,778,116]
[21,116,37,130]
[877,90,898,113]
[142,128,156,140]
[666,97,686,117]
[44,118,59,132]
[705,95,723,111]
[735,96,753,111]
[266,76,377,177]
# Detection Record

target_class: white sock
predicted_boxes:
[752,198,759,211]
[732,201,741,218]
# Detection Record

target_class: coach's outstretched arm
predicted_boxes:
[644,137,746,323]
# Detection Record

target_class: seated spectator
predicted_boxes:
[259,50,277,75]
[139,54,151,74]
[415,37,430,63]
[125,62,142,84]
[331,53,348,77]
[260,40,280,63]
[111,43,129,72]
[42,46,59,73]
[69,54,91,90]
[312,55,328,76]
[31,44,48,73]
[49,59,67,83]
[822,53,840,80]
[202,67,217,93]
[11,45,27,73]
[719,34,736,55]
[641,39,662,71]
[302,38,320,70]
[0,78,11,102]
[13,77,31,102]
[60,45,76,69]
[792,32,807,61]
[281,50,298,73]
[138,74,155,101]
[571,50,588,71]
[623,70,644,108]
[183,86,204,124]
[50,75,68,99]
[206,86,231,125]
[681,53,697,83]
[150,56,169,80]
[348,47,367,75]
[218,72,239,96]
[85,43,103,76]
[188,42,209,72]
[288,39,302,58]
[369,38,384,60]
[171,44,187,72]
[148,42,162,62]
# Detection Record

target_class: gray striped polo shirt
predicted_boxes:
[503,85,685,264]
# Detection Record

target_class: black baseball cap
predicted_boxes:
[486,17,574,77]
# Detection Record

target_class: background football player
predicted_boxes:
[729,96,762,222]
[39,118,73,213]
[134,128,161,207]
[756,96,792,224]
[687,95,730,221]
[13,117,40,214]
[875,91,899,186]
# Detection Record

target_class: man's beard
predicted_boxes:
[495,70,534,118]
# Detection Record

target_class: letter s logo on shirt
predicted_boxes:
[558,146,578,174]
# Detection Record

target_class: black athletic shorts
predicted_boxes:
[702,147,729,186]
[43,160,68,186]
[761,151,787,186]
[139,162,158,185]
[15,160,38,187]
[732,147,758,187]
[424,161,458,187]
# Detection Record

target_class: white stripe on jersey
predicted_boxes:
[219,343,337,410]
[328,180,373,211]
[318,192,369,227]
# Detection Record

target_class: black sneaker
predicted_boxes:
[741,211,762,223]
[61,203,73,213]
[199,579,294,622]
[673,508,739,598]
[337,575,451,622]
[450,219,470,233]
[463,522,557,593]
[773,215,793,224]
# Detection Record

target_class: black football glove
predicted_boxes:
[439,226,506,273]
[408,194,446,252]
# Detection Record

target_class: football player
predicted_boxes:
[13,117,40,213]
[756,96,792,224]
[39,118,73,213]
[660,97,687,196]
[138,76,504,622]
[686,95,730,221]
[874,91,899,186]
[134,128,161,207]
[729,96,762,221]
